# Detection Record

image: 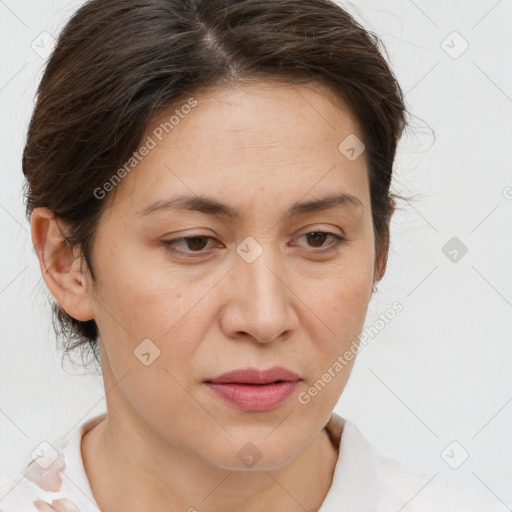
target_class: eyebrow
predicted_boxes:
[137,192,363,220]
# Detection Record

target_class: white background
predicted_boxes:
[0,0,511,507]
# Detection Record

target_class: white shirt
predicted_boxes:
[0,412,504,511]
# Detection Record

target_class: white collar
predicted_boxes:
[58,413,105,512]
[31,411,380,512]
[319,413,380,511]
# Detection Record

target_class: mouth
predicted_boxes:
[203,367,301,412]
[204,366,301,385]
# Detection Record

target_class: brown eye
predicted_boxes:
[183,236,209,251]
[306,231,329,248]
[162,235,215,254]
[297,231,346,251]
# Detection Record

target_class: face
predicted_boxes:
[66,81,381,469]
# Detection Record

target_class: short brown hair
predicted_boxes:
[23,0,409,372]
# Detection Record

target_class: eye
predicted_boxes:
[162,229,346,257]
[162,235,218,255]
[294,230,346,251]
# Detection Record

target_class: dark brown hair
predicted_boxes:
[22,0,409,372]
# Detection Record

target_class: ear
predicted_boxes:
[31,207,95,322]
[373,198,395,286]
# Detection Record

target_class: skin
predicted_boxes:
[31,80,391,512]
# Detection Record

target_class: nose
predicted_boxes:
[219,243,299,344]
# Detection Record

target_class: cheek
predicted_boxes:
[93,267,212,443]
[95,244,205,337]
[313,252,374,333]
[303,248,374,384]
[93,253,223,409]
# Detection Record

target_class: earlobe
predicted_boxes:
[31,207,95,322]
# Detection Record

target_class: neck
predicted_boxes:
[81,410,339,512]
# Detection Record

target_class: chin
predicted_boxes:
[201,433,305,471]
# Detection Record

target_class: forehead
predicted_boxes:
[107,80,369,219]
[149,79,362,149]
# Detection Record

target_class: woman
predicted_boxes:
[0,0,503,510]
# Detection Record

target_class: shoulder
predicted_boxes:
[0,414,105,512]
[0,447,67,512]
[323,414,504,512]
[372,448,505,511]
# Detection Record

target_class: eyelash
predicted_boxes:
[162,230,346,256]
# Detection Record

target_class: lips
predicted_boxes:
[204,366,301,412]
[204,366,301,385]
